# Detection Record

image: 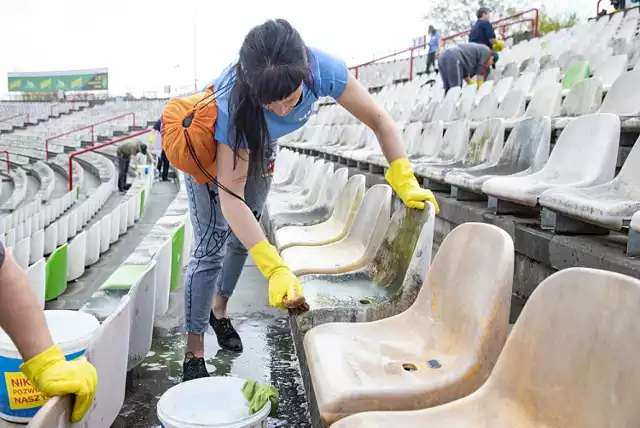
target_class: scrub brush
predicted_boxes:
[283,283,309,315]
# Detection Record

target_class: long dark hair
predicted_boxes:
[229,19,312,175]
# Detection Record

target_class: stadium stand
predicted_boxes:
[272,6,640,426]
[8,4,640,427]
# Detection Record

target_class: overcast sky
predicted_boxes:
[0,0,595,96]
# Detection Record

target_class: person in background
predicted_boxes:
[470,7,497,49]
[470,7,504,74]
[426,25,440,74]
[437,42,493,93]
[150,119,170,181]
[117,140,153,193]
[0,241,97,423]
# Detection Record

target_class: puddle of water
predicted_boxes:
[114,316,310,427]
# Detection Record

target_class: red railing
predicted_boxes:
[46,113,136,161]
[0,113,29,125]
[349,8,539,81]
[0,151,9,174]
[68,129,151,191]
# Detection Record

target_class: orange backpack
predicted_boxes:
[161,86,218,184]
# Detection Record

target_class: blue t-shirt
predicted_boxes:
[429,31,440,53]
[469,20,496,49]
[204,47,349,151]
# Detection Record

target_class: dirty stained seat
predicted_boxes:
[333,268,640,428]
[304,222,514,424]
[293,201,435,335]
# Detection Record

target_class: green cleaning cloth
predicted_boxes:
[242,380,279,417]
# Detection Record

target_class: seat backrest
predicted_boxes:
[562,61,591,90]
[561,78,603,116]
[495,116,551,172]
[433,120,470,163]
[613,135,640,186]
[45,243,68,301]
[370,202,435,304]
[125,261,156,371]
[321,168,349,207]
[304,162,334,206]
[496,89,526,119]
[462,118,505,167]
[594,54,629,87]
[531,67,560,95]
[512,72,536,94]
[454,84,478,120]
[484,268,640,427]
[501,61,520,79]
[494,77,514,104]
[345,185,392,254]
[409,222,514,358]
[331,174,366,226]
[525,83,562,118]
[75,295,132,428]
[599,71,640,116]
[412,121,444,159]
[474,80,494,105]
[403,122,424,153]
[432,86,461,122]
[537,113,620,183]
[470,93,498,122]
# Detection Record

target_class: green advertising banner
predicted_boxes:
[7,68,108,92]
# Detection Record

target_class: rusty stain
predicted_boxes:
[462,362,480,381]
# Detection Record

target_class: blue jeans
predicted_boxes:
[184,160,272,334]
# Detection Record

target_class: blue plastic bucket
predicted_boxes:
[0,310,99,422]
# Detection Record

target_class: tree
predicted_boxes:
[537,8,579,35]
[422,0,527,36]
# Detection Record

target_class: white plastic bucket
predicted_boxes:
[0,310,99,422]
[157,377,271,428]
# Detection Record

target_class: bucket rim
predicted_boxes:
[157,377,271,428]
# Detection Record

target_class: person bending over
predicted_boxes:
[178,19,440,382]
[116,140,153,192]
[437,42,493,93]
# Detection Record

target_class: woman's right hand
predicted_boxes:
[249,240,304,310]
[267,266,303,310]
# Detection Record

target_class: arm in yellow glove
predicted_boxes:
[249,240,303,310]
[0,250,96,423]
[21,346,97,423]
[492,40,505,52]
[465,77,476,86]
[385,158,440,213]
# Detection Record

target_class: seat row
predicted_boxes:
[27,173,191,428]
[264,150,640,427]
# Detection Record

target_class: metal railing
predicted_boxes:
[46,112,136,161]
[348,8,539,81]
[0,151,9,174]
[68,129,151,191]
[0,113,29,125]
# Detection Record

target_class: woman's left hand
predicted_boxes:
[385,157,440,214]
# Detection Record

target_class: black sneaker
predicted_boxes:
[209,311,243,352]
[182,352,210,382]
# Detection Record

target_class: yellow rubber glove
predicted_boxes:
[465,78,476,86]
[477,80,484,89]
[385,158,440,213]
[249,240,303,310]
[149,134,156,145]
[492,40,505,52]
[20,345,97,423]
